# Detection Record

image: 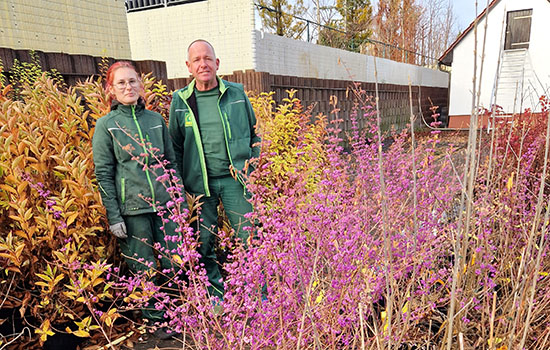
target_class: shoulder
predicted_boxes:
[172,85,192,99]
[221,79,245,92]
[95,110,117,128]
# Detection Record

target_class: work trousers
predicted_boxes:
[119,212,180,321]
[196,175,253,299]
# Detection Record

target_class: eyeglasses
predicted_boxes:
[114,79,140,90]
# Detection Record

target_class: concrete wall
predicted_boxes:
[0,0,131,59]
[253,30,449,88]
[449,0,550,117]
[127,0,255,79]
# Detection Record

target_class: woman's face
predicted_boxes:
[109,67,142,105]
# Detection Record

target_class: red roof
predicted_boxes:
[439,0,501,65]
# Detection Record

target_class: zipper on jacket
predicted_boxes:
[121,178,126,204]
[131,106,156,210]
[223,112,232,139]
[180,91,210,197]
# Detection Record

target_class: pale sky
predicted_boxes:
[453,0,485,31]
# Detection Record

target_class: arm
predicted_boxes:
[162,121,182,182]
[244,93,261,159]
[168,91,185,181]
[92,119,123,226]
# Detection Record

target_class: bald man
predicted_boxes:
[168,40,260,299]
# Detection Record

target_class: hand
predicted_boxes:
[110,222,127,239]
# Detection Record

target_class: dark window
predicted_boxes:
[504,9,532,50]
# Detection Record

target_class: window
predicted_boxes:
[504,9,532,50]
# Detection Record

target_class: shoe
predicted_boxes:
[151,326,174,340]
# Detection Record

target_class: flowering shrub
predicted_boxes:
[1,60,549,349]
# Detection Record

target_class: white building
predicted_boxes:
[439,0,550,128]
[126,0,447,88]
[0,0,131,59]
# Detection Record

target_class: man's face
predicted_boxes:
[186,41,219,89]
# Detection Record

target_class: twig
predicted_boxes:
[408,78,419,239]
[373,54,393,350]
[489,292,496,350]
[0,327,31,350]
[359,302,366,350]
[518,98,550,349]
[0,274,15,309]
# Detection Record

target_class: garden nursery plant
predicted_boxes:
[0,57,549,350]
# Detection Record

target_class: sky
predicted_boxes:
[453,0,483,31]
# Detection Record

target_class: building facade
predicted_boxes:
[0,0,131,59]
[439,0,550,127]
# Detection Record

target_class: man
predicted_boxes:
[169,40,260,299]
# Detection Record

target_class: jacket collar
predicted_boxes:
[110,97,146,112]
[180,76,226,100]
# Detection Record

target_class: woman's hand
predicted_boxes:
[109,222,128,239]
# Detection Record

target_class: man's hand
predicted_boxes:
[110,222,127,239]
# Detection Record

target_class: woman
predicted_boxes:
[92,61,179,339]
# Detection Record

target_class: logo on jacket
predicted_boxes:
[184,112,192,127]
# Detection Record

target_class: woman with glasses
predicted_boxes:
[92,61,179,339]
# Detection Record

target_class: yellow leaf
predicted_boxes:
[315,290,325,304]
[35,319,54,342]
[66,212,79,226]
[0,184,17,195]
[172,254,183,265]
[507,173,514,191]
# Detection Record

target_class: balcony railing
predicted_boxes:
[125,0,206,12]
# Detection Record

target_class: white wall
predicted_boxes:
[449,0,550,116]
[127,0,255,79]
[525,2,550,104]
[254,31,448,88]
[127,0,447,88]
[0,0,130,58]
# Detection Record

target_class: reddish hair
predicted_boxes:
[105,61,142,104]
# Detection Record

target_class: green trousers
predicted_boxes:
[196,175,253,299]
[119,212,180,321]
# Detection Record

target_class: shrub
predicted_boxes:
[0,64,177,348]
[2,59,550,350]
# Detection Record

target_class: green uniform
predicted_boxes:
[169,78,260,298]
[93,99,180,320]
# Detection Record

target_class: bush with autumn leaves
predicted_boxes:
[0,61,173,348]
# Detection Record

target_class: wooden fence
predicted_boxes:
[0,47,447,132]
[169,71,448,132]
[0,47,167,87]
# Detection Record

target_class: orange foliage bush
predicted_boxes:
[0,69,172,348]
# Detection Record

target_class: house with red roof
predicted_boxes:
[439,0,550,128]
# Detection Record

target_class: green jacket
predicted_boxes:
[168,77,261,196]
[92,99,178,225]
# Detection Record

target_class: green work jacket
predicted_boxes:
[168,77,261,196]
[92,99,178,225]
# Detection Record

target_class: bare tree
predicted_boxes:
[371,0,423,64]
[316,0,373,52]
[257,0,308,39]
[417,0,459,66]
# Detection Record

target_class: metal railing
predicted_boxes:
[254,3,439,68]
[125,0,205,12]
